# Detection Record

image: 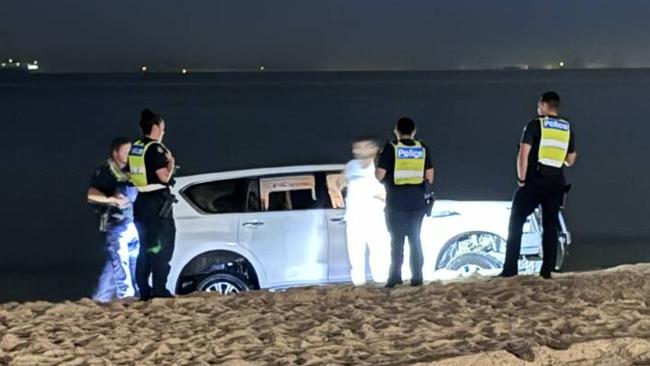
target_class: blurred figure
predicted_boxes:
[129,109,177,300]
[87,137,140,302]
[341,137,389,285]
[376,117,434,288]
[500,91,577,279]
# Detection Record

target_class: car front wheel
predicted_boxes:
[446,252,502,277]
[197,272,250,295]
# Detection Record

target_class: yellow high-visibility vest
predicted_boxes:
[393,141,426,185]
[107,159,130,182]
[538,117,571,168]
[128,140,168,192]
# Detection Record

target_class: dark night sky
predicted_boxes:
[3,1,650,72]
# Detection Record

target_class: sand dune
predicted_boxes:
[2,265,650,365]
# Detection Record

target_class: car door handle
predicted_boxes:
[242,221,264,228]
[329,217,346,224]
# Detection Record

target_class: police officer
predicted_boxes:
[376,117,434,287]
[500,91,577,279]
[129,109,177,300]
[87,137,140,302]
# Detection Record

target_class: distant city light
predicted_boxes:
[181,68,188,74]
[27,64,39,71]
[1,63,5,67]
[141,65,148,72]
[33,60,38,65]
[8,58,13,63]
[259,65,265,71]
[16,62,20,67]
[559,61,565,68]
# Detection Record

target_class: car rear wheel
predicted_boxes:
[446,252,502,277]
[197,272,250,295]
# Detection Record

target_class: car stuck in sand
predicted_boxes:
[166,165,571,295]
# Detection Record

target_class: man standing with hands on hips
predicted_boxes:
[500,92,577,279]
[129,108,177,300]
[376,117,434,288]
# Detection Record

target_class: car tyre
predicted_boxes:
[446,252,502,276]
[197,272,250,295]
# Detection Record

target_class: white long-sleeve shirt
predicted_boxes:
[344,159,385,218]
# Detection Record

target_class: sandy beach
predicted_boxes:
[2,265,650,365]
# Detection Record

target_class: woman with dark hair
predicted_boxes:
[128,109,177,300]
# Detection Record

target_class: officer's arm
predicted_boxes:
[375,168,387,182]
[425,168,434,184]
[155,152,176,184]
[565,152,577,167]
[87,187,121,206]
[517,143,532,182]
[156,167,174,184]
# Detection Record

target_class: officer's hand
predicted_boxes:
[111,194,130,209]
[517,181,526,188]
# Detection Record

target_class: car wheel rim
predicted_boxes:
[457,264,485,276]
[204,281,240,294]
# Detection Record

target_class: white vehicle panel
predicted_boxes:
[325,209,350,283]
[237,210,329,288]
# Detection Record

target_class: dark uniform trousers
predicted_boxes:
[503,175,565,277]
[134,193,175,299]
[385,209,425,282]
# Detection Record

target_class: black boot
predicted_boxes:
[384,278,403,288]
[410,278,423,287]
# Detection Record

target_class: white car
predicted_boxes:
[167,164,572,295]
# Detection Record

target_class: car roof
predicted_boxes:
[174,164,346,187]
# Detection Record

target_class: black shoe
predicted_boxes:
[410,279,423,287]
[540,272,552,279]
[497,272,517,278]
[385,279,403,288]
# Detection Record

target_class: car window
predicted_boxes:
[259,173,340,211]
[325,173,345,209]
[182,178,247,214]
[260,175,318,211]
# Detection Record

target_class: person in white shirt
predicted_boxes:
[341,137,390,285]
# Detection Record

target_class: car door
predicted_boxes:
[324,172,351,283]
[237,174,329,288]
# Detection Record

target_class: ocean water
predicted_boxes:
[1,70,649,302]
